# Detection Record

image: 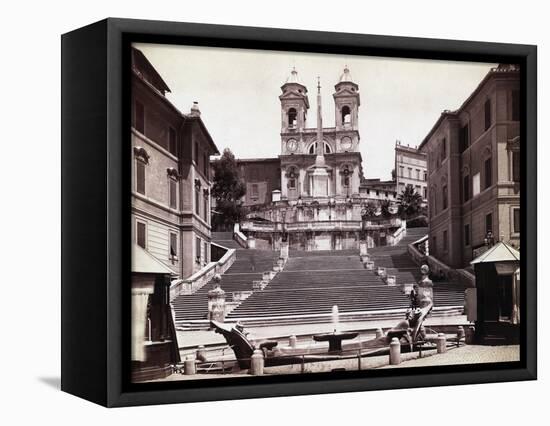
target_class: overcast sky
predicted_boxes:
[135,43,494,179]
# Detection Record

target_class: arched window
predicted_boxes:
[341,106,351,124]
[288,108,297,128]
[308,141,332,154]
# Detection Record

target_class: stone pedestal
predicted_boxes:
[365,261,375,271]
[436,333,447,354]
[311,167,329,197]
[280,243,289,259]
[184,356,196,375]
[389,337,401,365]
[375,328,384,339]
[386,275,396,286]
[377,267,387,278]
[208,277,226,323]
[359,241,368,257]
[289,335,297,348]
[247,236,256,249]
[417,265,434,304]
[250,349,265,375]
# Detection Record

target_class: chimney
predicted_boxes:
[190,101,201,117]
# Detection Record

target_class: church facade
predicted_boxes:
[234,68,403,251]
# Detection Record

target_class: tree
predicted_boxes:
[397,184,423,219]
[379,199,393,218]
[211,148,246,230]
[361,202,377,218]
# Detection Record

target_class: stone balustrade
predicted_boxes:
[169,248,236,300]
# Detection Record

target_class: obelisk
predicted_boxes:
[311,77,329,197]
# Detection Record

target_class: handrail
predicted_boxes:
[170,248,236,300]
[233,223,248,248]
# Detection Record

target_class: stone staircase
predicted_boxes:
[172,248,279,326]
[212,231,243,249]
[225,226,466,324]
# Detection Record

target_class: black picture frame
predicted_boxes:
[61,18,537,407]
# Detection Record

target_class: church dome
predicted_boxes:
[285,67,301,84]
[338,66,354,83]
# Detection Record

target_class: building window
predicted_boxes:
[486,213,493,234]
[513,208,520,234]
[512,90,520,121]
[399,166,404,177]
[204,241,209,263]
[484,98,491,131]
[423,171,427,181]
[513,151,520,182]
[203,190,209,222]
[195,187,200,215]
[442,185,448,210]
[341,105,351,124]
[440,138,446,161]
[251,183,259,199]
[423,187,427,199]
[484,157,492,189]
[168,127,177,156]
[169,179,177,209]
[443,230,448,252]
[136,161,145,195]
[308,141,332,154]
[135,101,145,134]
[463,174,470,202]
[288,108,297,128]
[137,221,146,249]
[170,232,177,259]
[464,224,470,246]
[472,172,481,197]
[196,237,201,264]
[416,169,421,180]
[459,123,469,153]
[408,167,412,178]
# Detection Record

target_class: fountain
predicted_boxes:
[331,305,340,332]
[312,305,358,353]
[210,265,446,369]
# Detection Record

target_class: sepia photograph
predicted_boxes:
[129,43,521,383]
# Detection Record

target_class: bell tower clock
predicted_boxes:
[280,68,309,155]
[333,66,360,153]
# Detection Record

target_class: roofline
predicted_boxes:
[133,71,219,155]
[418,65,519,151]
[132,48,171,94]
[185,116,220,155]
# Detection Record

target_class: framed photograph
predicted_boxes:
[61,18,537,407]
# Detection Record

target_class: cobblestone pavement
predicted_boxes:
[148,344,519,382]
[381,345,520,369]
